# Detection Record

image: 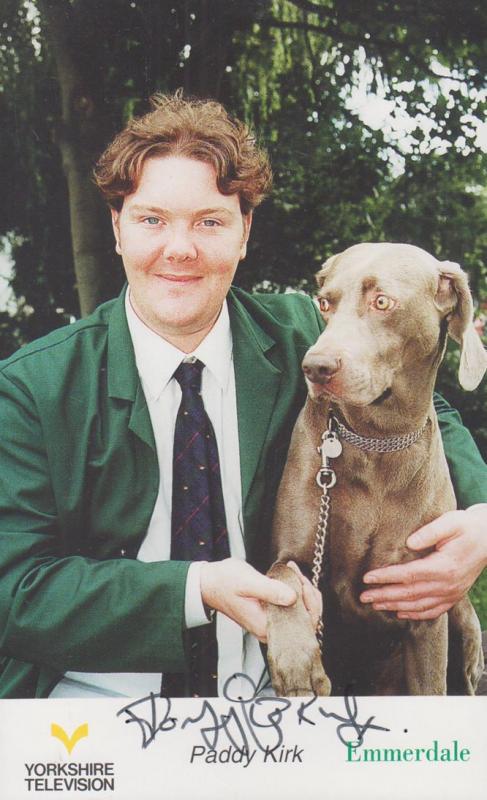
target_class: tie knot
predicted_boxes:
[173,358,204,392]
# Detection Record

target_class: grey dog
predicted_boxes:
[267,242,486,696]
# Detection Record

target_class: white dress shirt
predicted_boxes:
[50,292,269,698]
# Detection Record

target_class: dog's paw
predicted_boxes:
[267,630,331,697]
[449,598,484,695]
[464,633,484,695]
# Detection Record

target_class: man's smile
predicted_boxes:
[154,273,203,284]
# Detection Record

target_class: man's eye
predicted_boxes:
[144,217,160,225]
[200,219,220,227]
[372,294,396,311]
[319,297,330,313]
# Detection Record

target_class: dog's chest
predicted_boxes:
[322,443,449,623]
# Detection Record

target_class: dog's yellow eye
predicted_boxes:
[319,297,330,313]
[373,294,395,311]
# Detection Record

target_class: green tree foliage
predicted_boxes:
[230,0,487,288]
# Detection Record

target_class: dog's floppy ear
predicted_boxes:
[434,260,487,390]
[315,253,341,288]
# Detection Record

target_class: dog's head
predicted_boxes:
[303,242,487,406]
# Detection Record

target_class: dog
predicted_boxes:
[266,242,487,696]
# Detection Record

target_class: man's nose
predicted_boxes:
[302,352,342,383]
[164,224,197,261]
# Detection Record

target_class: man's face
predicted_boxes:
[111,155,252,349]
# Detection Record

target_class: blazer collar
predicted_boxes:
[107,286,138,401]
[106,287,155,450]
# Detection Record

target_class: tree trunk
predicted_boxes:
[180,0,241,100]
[38,0,107,317]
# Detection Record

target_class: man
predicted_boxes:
[0,93,486,698]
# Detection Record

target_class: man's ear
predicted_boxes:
[434,260,487,390]
[315,252,341,288]
[239,211,253,260]
[111,208,122,255]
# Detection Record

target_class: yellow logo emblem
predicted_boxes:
[51,723,89,755]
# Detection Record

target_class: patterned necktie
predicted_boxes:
[162,358,230,697]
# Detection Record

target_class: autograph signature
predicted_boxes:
[116,673,389,752]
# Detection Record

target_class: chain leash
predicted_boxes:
[312,417,341,649]
[311,487,331,648]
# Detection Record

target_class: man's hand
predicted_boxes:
[360,504,487,620]
[287,560,323,631]
[200,558,322,642]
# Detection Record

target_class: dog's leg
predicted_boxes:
[403,616,448,695]
[266,561,331,697]
[267,400,331,696]
[447,598,484,695]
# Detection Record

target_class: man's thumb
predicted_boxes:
[261,577,296,606]
[407,511,459,550]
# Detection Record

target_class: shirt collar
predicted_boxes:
[125,290,233,400]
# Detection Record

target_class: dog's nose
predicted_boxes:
[302,353,341,383]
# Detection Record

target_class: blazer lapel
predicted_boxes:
[228,292,283,512]
[107,287,156,451]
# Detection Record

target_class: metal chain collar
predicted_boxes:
[332,414,429,453]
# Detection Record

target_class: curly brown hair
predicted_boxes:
[93,92,272,214]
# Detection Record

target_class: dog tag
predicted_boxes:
[321,432,342,458]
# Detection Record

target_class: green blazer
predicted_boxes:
[0,287,485,698]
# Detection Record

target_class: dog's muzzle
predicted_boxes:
[302,352,341,383]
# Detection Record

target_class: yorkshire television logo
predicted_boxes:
[23,722,115,793]
[51,722,89,755]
